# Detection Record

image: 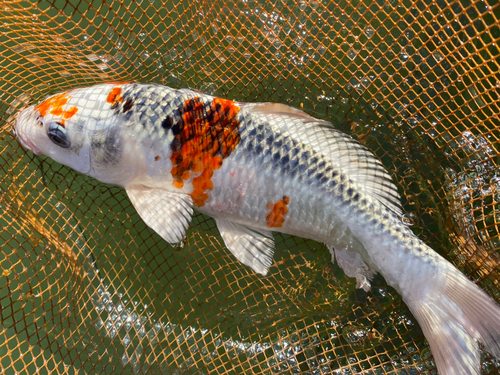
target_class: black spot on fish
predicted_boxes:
[247,127,257,137]
[185,98,196,112]
[346,188,354,196]
[331,170,339,178]
[172,121,184,136]
[255,144,263,154]
[123,98,134,113]
[206,110,214,123]
[281,154,289,165]
[110,101,119,110]
[266,134,275,145]
[245,141,254,153]
[352,193,360,202]
[171,152,183,165]
[171,137,181,152]
[161,116,174,130]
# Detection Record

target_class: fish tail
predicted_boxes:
[405,260,500,375]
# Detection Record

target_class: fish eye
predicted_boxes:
[47,122,71,148]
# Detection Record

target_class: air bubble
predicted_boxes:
[347,49,357,60]
[342,325,371,347]
[433,51,444,62]
[106,28,115,40]
[467,86,486,108]
[114,52,123,62]
[116,37,124,49]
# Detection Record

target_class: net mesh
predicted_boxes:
[1,0,500,373]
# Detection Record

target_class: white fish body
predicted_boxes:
[15,83,500,374]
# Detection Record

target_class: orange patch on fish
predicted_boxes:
[35,92,78,126]
[107,86,123,105]
[266,196,290,228]
[169,96,241,207]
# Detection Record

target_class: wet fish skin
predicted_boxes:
[15,83,500,374]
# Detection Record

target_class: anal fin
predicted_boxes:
[328,245,375,292]
[215,219,275,276]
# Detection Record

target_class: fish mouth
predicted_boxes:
[15,106,42,155]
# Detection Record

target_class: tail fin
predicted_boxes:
[406,266,500,375]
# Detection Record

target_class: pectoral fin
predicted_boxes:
[126,185,193,244]
[215,219,275,276]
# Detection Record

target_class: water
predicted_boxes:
[1,0,500,374]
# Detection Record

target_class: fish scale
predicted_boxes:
[15,82,500,375]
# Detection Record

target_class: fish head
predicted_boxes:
[15,84,133,183]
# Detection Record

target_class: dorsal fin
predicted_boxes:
[240,103,402,215]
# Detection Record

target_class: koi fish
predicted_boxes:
[15,83,500,374]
